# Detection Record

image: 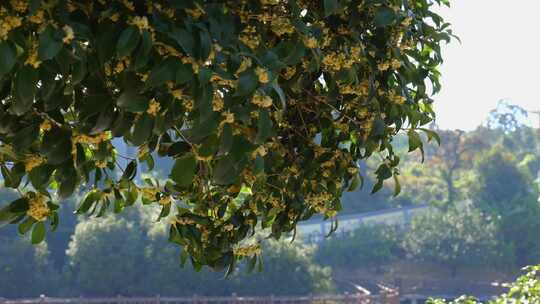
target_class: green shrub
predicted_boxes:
[315,224,400,270]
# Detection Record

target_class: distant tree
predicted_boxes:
[403,207,511,277]
[402,129,488,206]
[486,100,529,133]
[315,224,400,272]
[65,216,149,296]
[66,211,333,296]
[472,149,532,215]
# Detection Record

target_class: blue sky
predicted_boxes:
[434,1,540,130]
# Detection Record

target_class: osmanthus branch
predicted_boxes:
[304,90,365,128]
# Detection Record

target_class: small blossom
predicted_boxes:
[25,155,44,172]
[63,25,74,44]
[252,93,273,108]
[147,99,161,116]
[27,194,49,222]
[255,67,270,83]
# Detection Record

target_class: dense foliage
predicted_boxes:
[315,224,400,270]
[403,207,510,276]
[0,0,452,269]
[427,266,540,304]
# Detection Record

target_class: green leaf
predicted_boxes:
[199,30,212,60]
[0,41,17,77]
[116,26,140,58]
[31,222,46,244]
[71,60,87,85]
[170,154,197,187]
[117,89,148,112]
[374,7,397,27]
[234,71,258,97]
[167,141,191,157]
[38,26,63,60]
[219,124,233,155]
[18,217,35,235]
[41,128,72,165]
[58,166,77,199]
[12,124,39,150]
[29,165,53,189]
[133,37,152,70]
[77,190,100,214]
[393,174,401,197]
[255,109,273,144]
[419,128,441,146]
[407,129,423,152]
[121,160,138,181]
[176,64,194,84]
[408,129,425,162]
[324,0,340,17]
[170,28,194,56]
[197,134,219,160]
[146,58,179,88]
[213,155,239,185]
[1,163,24,188]
[12,66,38,115]
[6,198,30,213]
[348,174,361,191]
[131,113,154,146]
[371,179,384,194]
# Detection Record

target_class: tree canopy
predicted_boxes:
[0,0,452,270]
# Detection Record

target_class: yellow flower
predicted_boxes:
[255,67,270,83]
[391,58,401,69]
[28,10,45,24]
[73,132,109,145]
[25,155,44,172]
[303,36,318,49]
[222,111,235,124]
[171,89,182,99]
[147,99,161,116]
[121,0,135,11]
[159,196,171,205]
[40,120,52,132]
[252,93,273,108]
[251,145,268,158]
[110,13,120,22]
[212,94,224,111]
[377,62,391,71]
[10,0,28,12]
[25,42,41,68]
[282,66,296,80]
[234,244,261,257]
[0,16,22,40]
[27,194,49,222]
[130,16,150,32]
[236,57,252,75]
[401,17,413,27]
[186,7,204,19]
[238,34,259,49]
[271,17,295,36]
[142,187,158,201]
[112,58,130,74]
[63,25,74,44]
